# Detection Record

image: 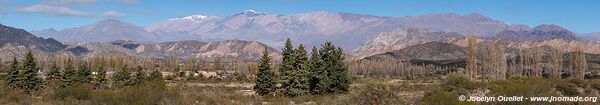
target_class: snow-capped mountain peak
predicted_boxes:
[168,14,214,22]
[238,9,266,16]
[244,9,259,13]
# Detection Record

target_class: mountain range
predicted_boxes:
[31,10,555,51]
[0,24,65,52]
[12,10,600,62]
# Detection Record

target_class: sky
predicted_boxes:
[0,0,598,33]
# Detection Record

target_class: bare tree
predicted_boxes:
[467,36,477,79]
[548,47,563,78]
[570,43,587,79]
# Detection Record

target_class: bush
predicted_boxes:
[555,83,580,96]
[566,78,587,87]
[440,74,479,95]
[0,83,32,104]
[344,80,406,105]
[52,84,93,100]
[120,80,181,105]
[590,81,600,91]
[488,77,556,97]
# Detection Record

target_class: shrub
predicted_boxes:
[590,81,600,91]
[488,77,556,97]
[52,84,93,100]
[440,74,479,95]
[120,80,181,105]
[555,83,580,96]
[566,78,587,87]
[0,83,32,104]
[344,80,406,104]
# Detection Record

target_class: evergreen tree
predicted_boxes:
[330,47,350,93]
[149,69,163,81]
[112,65,132,87]
[254,47,277,96]
[93,65,108,89]
[4,57,20,88]
[309,46,327,94]
[132,65,147,86]
[62,57,76,86]
[20,50,44,94]
[279,38,299,97]
[319,42,350,93]
[47,62,62,81]
[284,44,311,97]
[75,62,92,84]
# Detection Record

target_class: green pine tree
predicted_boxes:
[254,47,277,96]
[93,65,108,89]
[62,57,76,86]
[319,42,339,93]
[320,42,350,93]
[279,38,298,96]
[333,47,350,93]
[309,46,327,94]
[47,62,62,81]
[20,50,44,94]
[75,62,92,84]
[132,65,147,86]
[112,64,132,87]
[285,44,311,97]
[149,69,163,81]
[4,57,20,88]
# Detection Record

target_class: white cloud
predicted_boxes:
[103,11,126,17]
[109,0,138,4]
[43,0,138,5]
[44,0,97,5]
[16,5,95,17]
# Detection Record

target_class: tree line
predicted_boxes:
[3,50,164,94]
[254,38,350,97]
[466,36,589,80]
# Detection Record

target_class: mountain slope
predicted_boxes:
[33,19,159,43]
[363,42,467,61]
[494,24,577,41]
[147,11,526,50]
[0,24,66,52]
[351,28,465,59]
[73,40,281,61]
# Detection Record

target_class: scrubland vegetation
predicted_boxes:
[0,38,599,105]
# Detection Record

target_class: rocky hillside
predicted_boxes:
[362,42,467,62]
[72,40,281,61]
[494,24,578,41]
[0,24,66,52]
[351,28,464,59]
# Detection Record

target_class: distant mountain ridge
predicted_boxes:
[72,39,281,61]
[494,24,578,41]
[0,24,66,52]
[32,10,539,51]
[31,19,159,43]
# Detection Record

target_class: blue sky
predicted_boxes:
[0,0,598,33]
